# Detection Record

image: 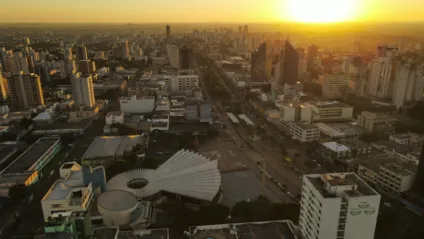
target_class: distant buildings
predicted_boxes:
[71,74,95,108]
[0,71,8,101]
[7,72,44,109]
[251,43,267,82]
[78,60,96,75]
[307,44,319,68]
[300,173,380,239]
[163,75,199,92]
[357,111,397,134]
[119,95,155,114]
[179,45,193,70]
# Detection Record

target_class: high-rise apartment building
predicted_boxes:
[121,40,130,59]
[369,57,394,98]
[76,45,88,61]
[78,60,96,75]
[65,47,73,61]
[392,61,424,108]
[7,72,44,109]
[166,45,179,67]
[243,25,248,34]
[299,173,380,239]
[251,43,267,82]
[179,45,193,70]
[376,45,398,58]
[71,74,95,108]
[278,40,299,86]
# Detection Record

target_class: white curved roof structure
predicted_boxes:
[107,149,221,202]
[97,190,138,211]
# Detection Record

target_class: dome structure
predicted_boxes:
[97,189,139,226]
[107,149,221,202]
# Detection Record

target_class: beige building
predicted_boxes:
[72,74,95,108]
[322,73,349,99]
[357,111,397,134]
[0,72,8,101]
[7,72,44,109]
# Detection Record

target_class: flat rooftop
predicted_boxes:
[82,135,142,159]
[1,137,59,174]
[381,162,417,176]
[43,170,84,201]
[191,221,298,239]
[306,173,378,198]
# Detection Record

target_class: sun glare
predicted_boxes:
[287,0,357,23]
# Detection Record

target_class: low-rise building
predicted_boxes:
[290,123,320,142]
[150,114,170,132]
[105,111,124,125]
[357,111,397,134]
[119,95,155,114]
[314,122,364,139]
[310,101,353,122]
[41,162,106,220]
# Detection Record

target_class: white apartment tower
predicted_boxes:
[369,57,393,98]
[392,61,424,108]
[71,74,95,108]
[166,45,179,67]
[299,173,380,239]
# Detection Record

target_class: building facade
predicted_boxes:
[322,74,349,99]
[299,173,380,239]
[357,111,397,134]
[72,74,95,108]
[369,57,393,99]
[7,72,44,109]
[290,123,320,142]
[251,43,267,83]
[179,45,193,70]
[278,40,299,87]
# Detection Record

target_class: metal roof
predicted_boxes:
[107,149,221,201]
[97,190,138,211]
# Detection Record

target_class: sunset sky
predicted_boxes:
[0,0,424,23]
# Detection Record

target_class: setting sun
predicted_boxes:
[287,0,357,23]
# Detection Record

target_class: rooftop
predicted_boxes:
[322,142,350,152]
[381,162,417,176]
[42,170,85,201]
[312,101,351,108]
[190,220,298,239]
[292,122,318,130]
[1,137,60,174]
[306,173,378,198]
[0,142,18,164]
[314,123,364,138]
[92,227,119,239]
[82,135,142,159]
[118,229,169,239]
[107,111,123,117]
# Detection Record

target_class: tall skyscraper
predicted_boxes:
[278,41,299,86]
[121,40,130,60]
[72,74,95,108]
[392,61,424,108]
[300,173,380,239]
[78,60,96,75]
[166,25,171,39]
[251,43,267,83]
[179,45,193,70]
[7,72,44,109]
[76,45,88,61]
[307,44,319,68]
[238,26,243,33]
[65,47,73,61]
[243,25,248,34]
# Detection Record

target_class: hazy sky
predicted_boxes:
[1,0,424,23]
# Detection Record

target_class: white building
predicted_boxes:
[299,173,380,239]
[369,57,393,98]
[166,45,179,67]
[119,95,155,114]
[322,74,349,99]
[150,114,169,132]
[276,102,296,123]
[310,101,353,122]
[41,162,98,220]
[290,123,320,142]
[106,111,124,125]
[392,61,424,108]
[71,73,95,108]
[164,75,199,92]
